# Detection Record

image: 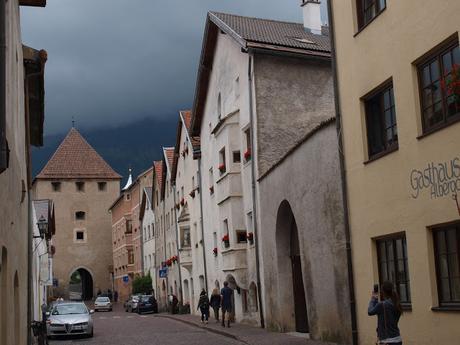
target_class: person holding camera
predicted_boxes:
[368,281,403,345]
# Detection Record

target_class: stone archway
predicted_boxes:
[69,268,93,301]
[225,274,237,322]
[276,200,309,333]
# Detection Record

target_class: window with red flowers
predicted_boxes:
[417,35,460,134]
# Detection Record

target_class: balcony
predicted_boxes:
[221,246,247,272]
[216,172,242,205]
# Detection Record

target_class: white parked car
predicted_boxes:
[94,296,112,312]
[47,302,94,338]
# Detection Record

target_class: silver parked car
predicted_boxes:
[124,294,140,312]
[94,296,112,312]
[47,302,94,338]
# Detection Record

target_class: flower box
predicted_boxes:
[171,255,178,263]
[247,232,254,244]
[213,247,218,256]
[222,234,230,248]
[244,149,251,161]
[166,259,172,267]
[218,163,226,173]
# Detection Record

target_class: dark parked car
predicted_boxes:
[136,295,158,314]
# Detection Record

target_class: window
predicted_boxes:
[233,151,241,163]
[126,193,131,201]
[98,182,107,191]
[75,211,86,221]
[357,0,386,29]
[217,93,222,119]
[376,234,411,305]
[126,220,132,234]
[128,249,134,265]
[76,231,85,241]
[417,36,460,133]
[51,182,61,192]
[433,223,460,306]
[219,148,226,174]
[181,227,191,248]
[75,181,85,192]
[236,231,247,243]
[364,80,398,159]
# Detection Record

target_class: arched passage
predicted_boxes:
[183,280,190,304]
[225,274,237,322]
[69,268,93,301]
[1,248,8,345]
[276,200,309,333]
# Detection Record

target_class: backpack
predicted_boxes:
[199,295,209,309]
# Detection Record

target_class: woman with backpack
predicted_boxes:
[368,281,403,345]
[197,289,210,324]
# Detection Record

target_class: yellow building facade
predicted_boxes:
[329,0,460,344]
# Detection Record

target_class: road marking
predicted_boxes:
[113,316,121,319]
[140,315,148,318]
[127,316,134,318]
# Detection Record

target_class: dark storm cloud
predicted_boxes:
[21,0,328,134]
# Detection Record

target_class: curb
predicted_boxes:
[156,314,249,344]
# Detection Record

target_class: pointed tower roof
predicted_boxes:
[36,128,122,180]
[122,168,133,190]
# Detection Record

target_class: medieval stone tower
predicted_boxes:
[33,128,121,300]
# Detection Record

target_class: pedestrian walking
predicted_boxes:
[197,289,210,324]
[220,281,233,328]
[368,281,403,345]
[210,288,221,322]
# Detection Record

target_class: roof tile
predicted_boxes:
[36,128,121,180]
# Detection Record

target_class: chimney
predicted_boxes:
[301,0,322,35]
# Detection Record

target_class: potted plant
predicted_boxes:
[218,163,226,173]
[247,232,254,244]
[244,148,251,161]
[209,186,214,194]
[213,247,218,256]
[222,234,230,248]
[166,259,172,267]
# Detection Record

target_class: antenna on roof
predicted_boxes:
[72,116,76,128]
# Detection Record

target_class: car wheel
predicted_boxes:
[88,330,94,338]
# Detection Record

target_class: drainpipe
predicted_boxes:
[327,1,358,344]
[196,154,209,293]
[172,184,184,304]
[28,192,33,345]
[247,54,265,329]
[0,0,7,173]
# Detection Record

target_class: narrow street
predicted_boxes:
[49,304,243,345]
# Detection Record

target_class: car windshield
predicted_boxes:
[140,296,151,302]
[52,304,88,315]
[96,297,109,302]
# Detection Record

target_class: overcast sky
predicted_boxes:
[21,0,328,135]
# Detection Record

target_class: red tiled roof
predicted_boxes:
[181,110,192,132]
[154,161,163,189]
[36,128,121,180]
[164,147,175,173]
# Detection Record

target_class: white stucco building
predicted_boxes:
[140,187,156,292]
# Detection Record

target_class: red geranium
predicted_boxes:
[218,163,226,172]
[213,247,218,256]
[222,234,229,242]
[244,149,251,161]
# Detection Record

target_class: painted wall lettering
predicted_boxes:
[410,157,460,199]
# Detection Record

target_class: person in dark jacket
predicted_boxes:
[210,288,221,322]
[368,281,403,344]
[220,281,233,328]
[197,289,210,324]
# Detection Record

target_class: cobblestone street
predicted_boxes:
[48,304,330,345]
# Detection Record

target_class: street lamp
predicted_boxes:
[35,215,48,239]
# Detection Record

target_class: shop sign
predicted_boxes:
[410,157,460,199]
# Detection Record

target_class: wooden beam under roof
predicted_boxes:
[19,0,46,7]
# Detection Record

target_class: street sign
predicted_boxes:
[159,268,168,278]
[123,275,129,283]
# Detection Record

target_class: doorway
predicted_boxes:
[276,200,309,333]
[69,268,93,300]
